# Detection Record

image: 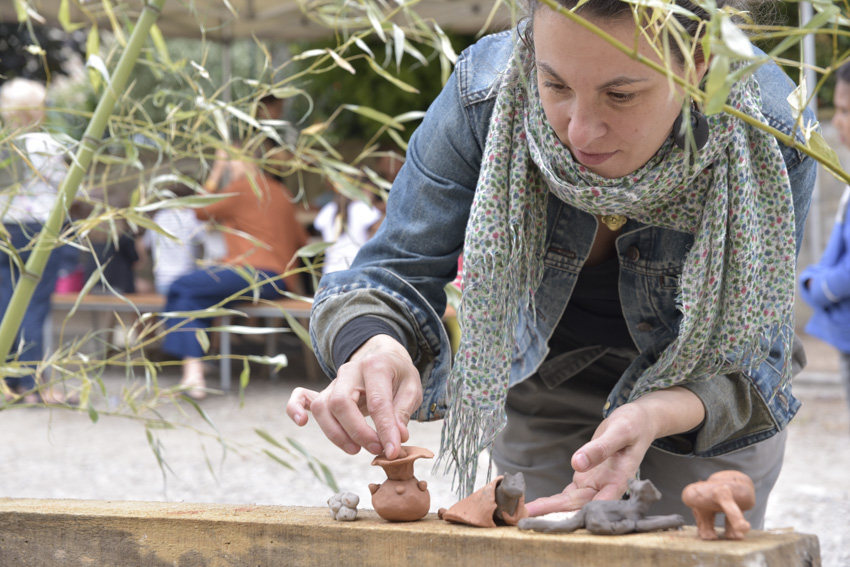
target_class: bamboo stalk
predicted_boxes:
[0,0,167,376]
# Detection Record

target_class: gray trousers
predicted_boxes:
[492,348,786,529]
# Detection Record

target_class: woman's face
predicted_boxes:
[533,8,705,179]
[832,80,850,147]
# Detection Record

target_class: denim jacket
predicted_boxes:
[311,30,817,457]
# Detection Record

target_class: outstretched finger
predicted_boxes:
[286,387,319,426]
[525,485,598,516]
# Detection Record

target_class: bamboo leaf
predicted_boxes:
[318,461,339,493]
[287,436,311,458]
[365,57,420,94]
[703,55,731,116]
[394,110,427,123]
[718,16,753,58]
[342,104,404,129]
[149,23,173,67]
[159,308,245,319]
[86,54,110,86]
[58,0,85,31]
[355,37,375,58]
[239,359,250,407]
[195,329,210,353]
[366,3,387,42]
[87,401,99,423]
[255,428,293,454]
[135,194,234,213]
[393,24,405,70]
[296,239,333,258]
[809,131,846,184]
[326,49,356,75]
[101,0,126,45]
[263,449,296,471]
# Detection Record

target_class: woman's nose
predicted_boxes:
[566,102,606,149]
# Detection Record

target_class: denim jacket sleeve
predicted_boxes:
[309,31,512,421]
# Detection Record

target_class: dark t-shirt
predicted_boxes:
[550,257,634,353]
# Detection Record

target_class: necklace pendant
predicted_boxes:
[600,214,627,231]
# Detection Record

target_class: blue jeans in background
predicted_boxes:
[161,266,283,360]
[0,222,61,391]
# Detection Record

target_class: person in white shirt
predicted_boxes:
[0,78,68,404]
[142,186,205,295]
[313,191,383,275]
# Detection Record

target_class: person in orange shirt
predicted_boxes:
[161,146,308,399]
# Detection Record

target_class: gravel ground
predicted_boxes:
[0,333,848,566]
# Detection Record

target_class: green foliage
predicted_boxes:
[290,32,476,143]
[748,0,850,108]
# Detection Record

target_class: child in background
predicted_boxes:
[143,184,205,295]
[313,180,383,275]
[799,61,850,422]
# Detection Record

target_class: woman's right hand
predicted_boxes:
[285,334,423,461]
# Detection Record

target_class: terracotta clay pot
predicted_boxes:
[369,445,434,522]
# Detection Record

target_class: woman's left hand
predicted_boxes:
[525,386,705,516]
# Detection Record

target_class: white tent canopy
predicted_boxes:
[2,0,512,41]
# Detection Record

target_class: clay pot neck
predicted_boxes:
[379,461,415,481]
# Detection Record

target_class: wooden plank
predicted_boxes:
[0,500,820,567]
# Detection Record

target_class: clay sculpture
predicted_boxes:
[518,478,685,535]
[328,492,360,521]
[681,470,755,540]
[438,471,529,527]
[369,445,434,522]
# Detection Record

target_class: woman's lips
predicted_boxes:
[573,148,617,166]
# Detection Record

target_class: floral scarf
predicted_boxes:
[437,42,796,497]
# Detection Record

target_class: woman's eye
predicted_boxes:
[543,80,567,93]
[608,91,636,103]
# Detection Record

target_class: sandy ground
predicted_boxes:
[0,332,848,566]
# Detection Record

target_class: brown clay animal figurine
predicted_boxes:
[369,445,434,522]
[518,478,684,535]
[681,470,755,540]
[438,471,529,527]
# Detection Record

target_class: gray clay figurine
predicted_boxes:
[518,478,684,535]
[328,492,360,521]
[681,470,755,540]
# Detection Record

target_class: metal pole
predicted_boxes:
[802,1,822,263]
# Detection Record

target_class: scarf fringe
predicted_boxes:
[436,220,544,498]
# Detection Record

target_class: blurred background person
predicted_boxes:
[142,184,205,296]
[799,61,850,424]
[313,177,384,275]
[161,143,308,399]
[0,78,68,404]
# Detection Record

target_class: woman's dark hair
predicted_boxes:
[523,0,730,65]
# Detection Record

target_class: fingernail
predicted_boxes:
[385,442,395,457]
[574,452,589,470]
[293,412,304,424]
[344,442,359,454]
[368,442,382,455]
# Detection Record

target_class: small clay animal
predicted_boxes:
[328,492,360,521]
[518,478,685,535]
[681,470,755,540]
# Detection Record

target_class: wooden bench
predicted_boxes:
[0,499,821,566]
[46,293,316,390]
